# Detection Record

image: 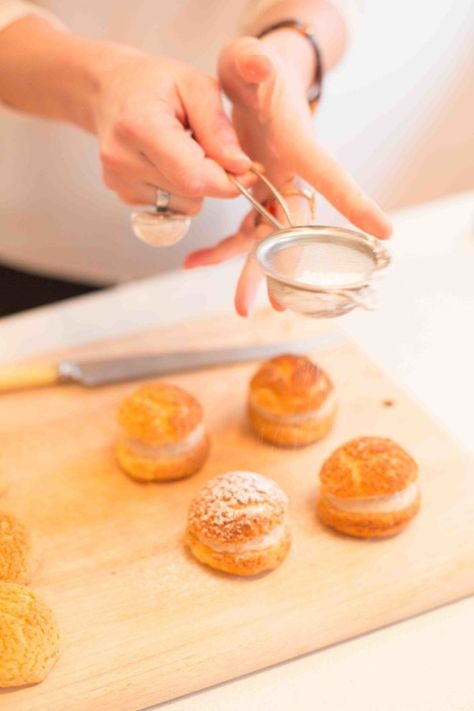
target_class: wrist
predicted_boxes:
[0,17,144,133]
[62,38,141,133]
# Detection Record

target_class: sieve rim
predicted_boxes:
[254,225,391,293]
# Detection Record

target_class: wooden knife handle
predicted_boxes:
[0,363,59,392]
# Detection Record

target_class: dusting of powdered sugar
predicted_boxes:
[188,471,288,543]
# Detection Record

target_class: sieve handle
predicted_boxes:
[333,288,377,311]
[228,166,295,231]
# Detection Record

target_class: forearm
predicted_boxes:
[0,16,135,132]
[246,0,348,90]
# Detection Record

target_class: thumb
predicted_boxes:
[234,38,275,84]
[219,37,275,101]
[183,73,251,174]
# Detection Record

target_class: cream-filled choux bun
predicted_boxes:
[186,471,291,576]
[0,582,60,687]
[317,436,421,538]
[0,512,38,584]
[116,383,209,482]
[248,354,336,447]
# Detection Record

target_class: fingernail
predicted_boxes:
[183,255,200,269]
[251,161,265,173]
[235,299,250,317]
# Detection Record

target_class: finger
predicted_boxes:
[101,137,166,187]
[184,232,251,268]
[219,37,275,102]
[184,210,257,268]
[235,252,264,317]
[182,75,251,174]
[148,127,243,198]
[268,287,285,312]
[278,191,313,226]
[234,218,272,316]
[105,177,203,213]
[260,189,310,313]
[290,136,392,238]
[105,130,257,198]
[116,112,254,199]
[267,191,310,313]
[232,37,275,84]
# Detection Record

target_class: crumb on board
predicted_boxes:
[382,399,395,407]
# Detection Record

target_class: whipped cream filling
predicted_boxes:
[249,391,336,425]
[323,481,419,514]
[196,523,288,555]
[124,423,205,459]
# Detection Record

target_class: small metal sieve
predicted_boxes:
[229,168,391,318]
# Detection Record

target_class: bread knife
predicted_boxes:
[0,333,344,391]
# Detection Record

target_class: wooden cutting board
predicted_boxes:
[0,309,473,711]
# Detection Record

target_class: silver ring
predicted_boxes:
[155,188,171,213]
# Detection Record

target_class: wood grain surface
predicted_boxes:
[0,309,472,711]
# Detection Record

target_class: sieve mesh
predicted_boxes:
[255,226,390,317]
[268,237,376,290]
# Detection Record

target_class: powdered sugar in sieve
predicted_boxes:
[255,226,391,317]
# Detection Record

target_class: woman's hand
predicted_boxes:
[93,49,256,213]
[185,35,392,315]
[0,18,255,215]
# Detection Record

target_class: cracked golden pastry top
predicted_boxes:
[319,436,418,499]
[0,582,60,687]
[118,383,204,445]
[249,354,334,415]
[0,512,36,584]
[187,471,289,545]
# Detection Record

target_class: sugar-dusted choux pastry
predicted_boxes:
[248,354,336,447]
[186,471,291,576]
[317,436,421,538]
[0,582,60,687]
[116,383,210,482]
[0,512,38,584]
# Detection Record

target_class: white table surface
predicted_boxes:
[1,191,473,711]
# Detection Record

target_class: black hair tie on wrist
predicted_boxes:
[256,19,323,111]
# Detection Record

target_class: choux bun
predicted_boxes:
[317,436,420,538]
[0,582,60,687]
[249,354,336,447]
[117,382,209,481]
[186,471,291,576]
[0,512,38,584]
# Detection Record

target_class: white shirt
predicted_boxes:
[0,0,359,284]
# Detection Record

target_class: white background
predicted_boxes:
[317,0,474,221]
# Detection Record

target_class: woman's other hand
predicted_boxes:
[0,18,255,214]
[94,49,255,212]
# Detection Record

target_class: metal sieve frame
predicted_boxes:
[254,226,391,293]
